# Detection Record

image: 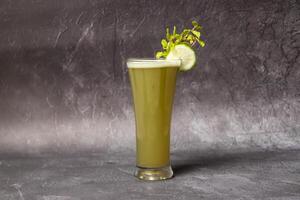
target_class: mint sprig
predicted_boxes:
[156,21,205,59]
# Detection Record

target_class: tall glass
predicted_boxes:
[127,58,181,180]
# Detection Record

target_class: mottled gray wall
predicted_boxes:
[0,0,299,155]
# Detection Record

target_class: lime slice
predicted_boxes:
[166,44,196,71]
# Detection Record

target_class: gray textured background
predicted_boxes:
[0,0,299,155]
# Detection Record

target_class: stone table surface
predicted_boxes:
[0,150,300,200]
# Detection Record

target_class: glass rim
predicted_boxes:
[127,58,181,68]
[127,58,181,62]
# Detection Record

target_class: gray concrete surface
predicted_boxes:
[0,150,299,200]
[0,0,299,154]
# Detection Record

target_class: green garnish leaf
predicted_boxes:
[166,28,170,40]
[173,26,177,35]
[156,51,164,59]
[198,39,205,47]
[192,20,199,27]
[155,21,205,58]
[161,39,168,49]
[191,30,200,38]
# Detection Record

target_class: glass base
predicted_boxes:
[135,166,173,181]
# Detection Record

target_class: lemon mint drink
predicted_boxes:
[127,21,205,181]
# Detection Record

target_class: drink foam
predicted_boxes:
[127,58,181,68]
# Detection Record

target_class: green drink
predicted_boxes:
[127,21,205,180]
[127,59,181,180]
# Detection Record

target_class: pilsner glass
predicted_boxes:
[127,58,181,180]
